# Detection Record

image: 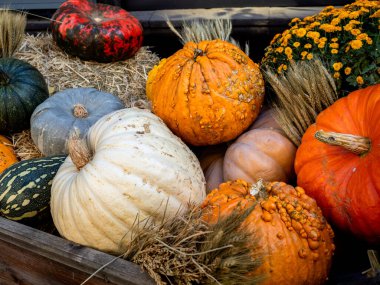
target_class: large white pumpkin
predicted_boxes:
[51,108,206,254]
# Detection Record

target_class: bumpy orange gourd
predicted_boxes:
[202,179,335,285]
[146,39,265,146]
[0,135,18,174]
[200,109,296,192]
[295,84,380,243]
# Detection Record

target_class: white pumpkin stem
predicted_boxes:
[73,104,89,118]
[67,129,92,170]
[315,130,371,156]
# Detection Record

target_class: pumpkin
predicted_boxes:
[295,84,380,243]
[0,156,65,221]
[0,58,49,133]
[51,108,206,254]
[146,39,265,146]
[30,87,124,156]
[200,109,297,192]
[202,179,335,285]
[0,135,18,174]
[51,0,143,62]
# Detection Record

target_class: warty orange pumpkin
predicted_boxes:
[201,179,335,285]
[295,84,380,243]
[146,39,265,146]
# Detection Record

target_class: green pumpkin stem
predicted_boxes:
[315,130,371,156]
[67,129,92,170]
[0,71,9,86]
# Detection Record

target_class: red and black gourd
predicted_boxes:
[0,156,66,221]
[51,0,143,62]
[0,58,49,133]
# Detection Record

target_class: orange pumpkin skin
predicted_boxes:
[146,39,265,146]
[295,84,380,243]
[202,180,335,285]
[200,109,296,192]
[0,135,18,174]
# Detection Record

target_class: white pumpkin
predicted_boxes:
[51,108,206,254]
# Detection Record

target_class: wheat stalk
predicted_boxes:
[0,9,26,58]
[265,59,338,146]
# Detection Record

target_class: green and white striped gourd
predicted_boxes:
[0,155,65,220]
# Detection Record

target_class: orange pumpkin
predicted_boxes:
[295,84,380,243]
[0,135,18,174]
[202,179,335,285]
[200,109,296,192]
[146,39,265,146]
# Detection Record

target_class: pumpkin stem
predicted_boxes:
[73,104,89,118]
[315,130,371,156]
[193,48,204,60]
[249,179,268,200]
[67,129,92,170]
[0,71,9,86]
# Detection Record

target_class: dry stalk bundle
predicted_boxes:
[123,206,264,285]
[264,59,338,145]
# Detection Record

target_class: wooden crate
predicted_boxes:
[0,217,155,285]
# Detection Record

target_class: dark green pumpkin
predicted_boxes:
[0,155,65,221]
[0,58,49,133]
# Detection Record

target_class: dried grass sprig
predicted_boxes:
[123,205,263,285]
[166,19,249,55]
[0,9,26,58]
[265,59,338,146]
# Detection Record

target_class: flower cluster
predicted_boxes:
[261,0,379,95]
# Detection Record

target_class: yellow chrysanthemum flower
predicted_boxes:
[357,33,368,40]
[304,43,312,49]
[293,42,301,48]
[366,37,373,45]
[307,53,313,60]
[331,49,339,54]
[333,62,343,71]
[318,42,326,49]
[329,43,339,49]
[334,72,340,79]
[331,38,339,42]
[350,39,363,49]
[285,47,292,56]
[275,47,284,53]
[344,67,352,75]
[296,28,307,37]
[351,29,361,35]
[356,76,364,85]
[349,11,360,19]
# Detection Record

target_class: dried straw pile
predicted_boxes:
[15,33,159,107]
[11,33,159,160]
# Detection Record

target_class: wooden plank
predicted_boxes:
[0,217,155,285]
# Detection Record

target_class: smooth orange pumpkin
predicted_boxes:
[0,135,18,174]
[146,39,265,146]
[200,109,297,192]
[201,179,335,285]
[295,84,380,243]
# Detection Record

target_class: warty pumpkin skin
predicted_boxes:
[0,135,18,174]
[295,84,380,243]
[0,58,49,133]
[146,39,265,146]
[202,179,335,285]
[200,109,296,192]
[51,108,206,254]
[31,87,124,156]
[51,0,143,62]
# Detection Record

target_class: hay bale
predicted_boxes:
[15,33,159,107]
